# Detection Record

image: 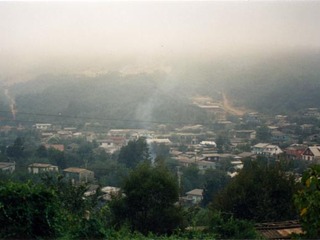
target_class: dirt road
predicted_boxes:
[222,93,245,116]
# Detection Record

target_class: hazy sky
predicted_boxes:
[1,1,320,79]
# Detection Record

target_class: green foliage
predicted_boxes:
[215,135,225,153]
[226,52,320,114]
[151,143,170,159]
[256,125,271,142]
[216,157,234,172]
[118,137,150,168]
[40,174,107,238]
[178,144,188,153]
[0,181,60,239]
[6,137,25,160]
[180,167,230,199]
[36,144,48,158]
[181,164,202,192]
[97,162,129,187]
[236,143,252,152]
[202,170,230,206]
[48,148,66,169]
[278,157,310,175]
[12,72,209,128]
[185,206,211,228]
[110,162,184,235]
[93,148,111,163]
[209,211,260,239]
[294,165,320,238]
[66,217,106,240]
[41,174,91,216]
[213,161,298,222]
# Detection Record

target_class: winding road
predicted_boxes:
[222,93,245,116]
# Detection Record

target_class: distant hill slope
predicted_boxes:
[10,72,209,128]
[0,87,12,123]
[224,50,320,114]
[8,50,320,128]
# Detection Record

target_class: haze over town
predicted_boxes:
[1,1,320,81]
[1,1,320,239]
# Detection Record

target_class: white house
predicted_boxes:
[63,167,94,183]
[200,141,217,147]
[185,189,203,205]
[34,123,52,131]
[28,163,58,174]
[146,138,172,145]
[234,130,256,140]
[252,143,270,155]
[252,143,283,157]
[301,146,320,161]
[263,145,283,156]
[0,162,15,173]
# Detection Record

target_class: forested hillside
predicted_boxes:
[10,72,209,128]
[225,50,320,114]
[6,50,320,126]
[0,85,13,124]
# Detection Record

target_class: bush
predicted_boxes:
[0,181,60,238]
[209,211,260,239]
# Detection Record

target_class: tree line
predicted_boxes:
[1,136,320,238]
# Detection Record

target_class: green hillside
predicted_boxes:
[8,50,320,127]
[11,72,209,128]
[225,51,320,114]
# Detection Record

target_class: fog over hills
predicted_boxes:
[0,1,319,124]
[1,1,319,80]
[1,49,317,129]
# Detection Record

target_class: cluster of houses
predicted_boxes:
[28,107,320,168]
[1,105,320,206]
[27,163,94,184]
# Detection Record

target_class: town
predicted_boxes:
[1,95,319,209]
[1,1,320,238]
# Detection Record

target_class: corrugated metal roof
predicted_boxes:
[255,220,303,239]
[63,167,92,173]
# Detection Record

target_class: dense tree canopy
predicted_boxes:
[110,163,184,235]
[256,125,271,142]
[202,170,230,206]
[212,161,298,222]
[11,72,209,128]
[118,137,150,168]
[6,137,25,161]
[0,175,106,239]
[0,181,59,238]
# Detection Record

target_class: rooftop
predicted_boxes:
[63,167,92,173]
[306,146,320,157]
[255,220,303,239]
[29,163,57,168]
[253,143,270,148]
[186,189,203,196]
[0,162,15,168]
